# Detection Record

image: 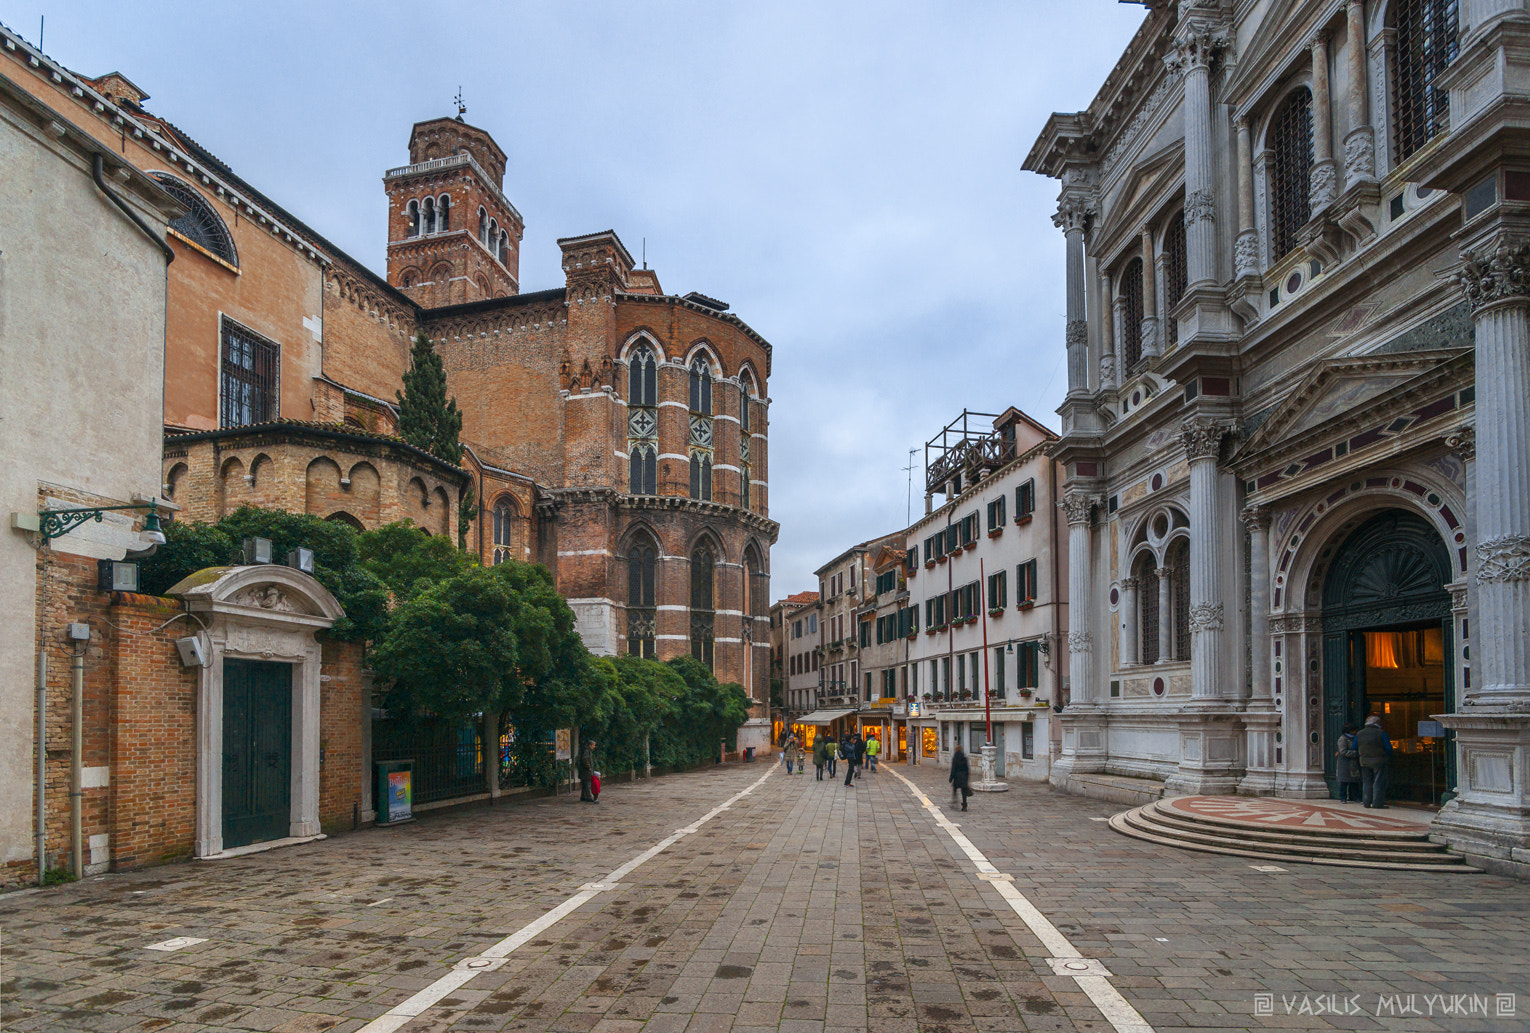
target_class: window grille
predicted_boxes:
[628,346,658,495]
[1393,0,1459,163]
[1169,539,1191,660]
[1162,211,1187,348]
[1272,89,1314,262]
[492,502,513,565]
[691,544,716,668]
[220,318,278,428]
[630,446,657,496]
[1120,258,1144,369]
[152,174,238,266]
[689,452,713,501]
[1138,555,1160,665]
[628,533,658,658]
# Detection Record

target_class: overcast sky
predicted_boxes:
[7,0,1146,596]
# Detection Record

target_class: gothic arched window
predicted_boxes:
[629,345,657,406]
[1167,538,1191,661]
[492,500,513,565]
[423,196,437,235]
[739,377,753,511]
[627,344,658,496]
[151,173,238,267]
[1162,212,1187,349]
[689,358,713,415]
[478,207,488,245]
[1392,0,1459,163]
[690,453,713,501]
[1271,88,1314,262]
[437,194,451,232]
[1120,258,1144,370]
[688,356,714,501]
[691,542,716,669]
[627,531,658,658]
[407,199,421,238]
[498,230,509,264]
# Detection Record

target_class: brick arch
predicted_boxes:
[399,266,422,289]
[218,455,247,513]
[619,329,668,365]
[164,462,190,503]
[736,360,762,396]
[347,462,382,525]
[685,525,731,567]
[327,511,364,531]
[248,454,278,508]
[683,339,723,377]
[431,486,452,536]
[304,457,344,517]
[406,476,430,528]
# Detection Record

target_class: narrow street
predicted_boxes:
[2,763,1526,1033]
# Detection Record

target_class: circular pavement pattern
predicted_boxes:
[1162,794,1431,834]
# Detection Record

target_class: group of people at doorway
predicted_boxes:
[781,731,880,785]
[1335,715,1394,808]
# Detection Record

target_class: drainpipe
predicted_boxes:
[35,651,46,886]
[92,154,174,266]
[70,640,85,880]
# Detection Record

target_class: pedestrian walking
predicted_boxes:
[843,734,859,787]
[792,737,806,774]
[949,743,971,811]
[866,733,880,772]
[784,735,797,774]
[813,735,829,780]
[827,734,838,777]
[578,738,598,803]
[1356,714,1392,809]
[853,734,866,780]
[1335,722,1362,803]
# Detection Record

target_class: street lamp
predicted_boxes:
[39,499,164,546]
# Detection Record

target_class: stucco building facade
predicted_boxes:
[1026,0,1530,872]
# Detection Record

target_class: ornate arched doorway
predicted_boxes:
[1321,510,1454,804]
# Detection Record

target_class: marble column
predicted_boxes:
[1310,34,1339,209]
[1454,242,1530,704]
[1055,197,1092,395]
[1119,576,1140,668]
[1234,118,1260,278]
[1170,28,1225,287]
[1063,489,1097,704]
[1183,418,1233,699]
[1343,0,1376,187]
[1156,567,1174,663]
[1140,228,1160,359]
[1432,241,1530,870]
[1100,272,1118,389]
[1244,507,1272,701]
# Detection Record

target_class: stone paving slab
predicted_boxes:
[1,763,1527,1032]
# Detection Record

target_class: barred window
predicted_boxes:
[691,543,716,669]
[220,318,278,428]
[1162,211,1187,348]
[689,358,713,415]
[152,173,237,266]
[1392,0,1459,163]
[1168,538,1191,661]
[1120,258,1144,369]
[689,452,713,501]
[1137,553,1160,665]
[629,446,657,496]
[1271,88,1314,262]
[627,532,658,659]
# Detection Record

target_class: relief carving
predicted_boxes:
[1477,534,1530,583]
[1184,188,1216,224]
[1454,239,1530,312]
[1189,602,1225,633]
[225,626,308,660]
[1234,231,1261,278]
[1068,631,1093,654]
[1066,320,1088,348]
[231,586,296,612]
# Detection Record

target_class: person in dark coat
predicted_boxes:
[1355,714,1392,808]
[853,734,867,780]
[813,734,830,780]
[949,743,971,811]
[843,733,860,787]
[578,738,598,803]
[1335,722,1362,803]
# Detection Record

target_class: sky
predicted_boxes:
[4,0,1147,597]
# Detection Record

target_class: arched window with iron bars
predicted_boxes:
[691,542,716,669]
[1392,0,1459,163]
[1167,538,1191,661]
[1271,88,1314,262]
[627,532,658,658]
[1135,552,1159,665]
[1162,212,1187,349]
[1120,258,1144,370]
[627,345,658,495]
[492,500,513,564]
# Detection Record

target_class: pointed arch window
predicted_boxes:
[627,344,658,496]
[423,196,437,235]
[1136,552,1159,665]
[1271,88,1314,262]
[739,378,753,511]
[691,542,716,669]
[627,532,658,658]
[689,356,715,501]
[1162,211,1187,349]
[1120,258,1144,370]
[492,500,513,564]
[689,358,713,415]
[1392,0,1459,162]
[1167,538,1191,661]
[437,194,451,232]
[151,173,238,267]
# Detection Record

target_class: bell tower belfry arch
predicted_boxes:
[384,114,523,307]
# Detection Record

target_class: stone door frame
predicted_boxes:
[171,565,343,858]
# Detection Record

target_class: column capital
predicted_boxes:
[1166,26,1231,73]
[1455,238,1530,312]
[1445,423,1477,462]
[1052,194,1095,234]
[1155,565,1176,582]
[1060,489,1099,525]
[1240,505,1271,531]
[1118,576,1141,592]
[1309,29,1329,53]
[1181,416,1237,462]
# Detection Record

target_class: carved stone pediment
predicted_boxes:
[1234,348,1473,471]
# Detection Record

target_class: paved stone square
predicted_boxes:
[2,762,1527,1033]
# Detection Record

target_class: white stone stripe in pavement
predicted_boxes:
[356,766,778,1033]
[886,768,1157,1033]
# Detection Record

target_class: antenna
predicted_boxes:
[454,87,466,120]
[902,448,918,526]
[642,237,647,269]
[39,15,44,48]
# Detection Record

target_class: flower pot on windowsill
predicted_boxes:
[1016,600,1035,611]
[987,608,1004,618]
[963,541,978,551]
[1019,689,1033,699]
[906,632,918,641]
[1014,514,1033,526]
[987,528,1003,538]
[936,555,947,565]
[907,568,917,579]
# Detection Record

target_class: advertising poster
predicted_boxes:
[555,728,572,761]
[387,769,412,822]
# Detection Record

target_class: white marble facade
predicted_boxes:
[1026,0,1530,873]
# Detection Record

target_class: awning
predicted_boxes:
[795,708,856,725]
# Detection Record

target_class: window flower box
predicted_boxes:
[1014,513,1033,526]
[1019,688,1033,699]
[905,632,918,641]
[907,567,917,579]
[987,607,1004,618]
[1016,599,1035,611]
[936,555,947,565]
[987,527,1003,538]
[963,541,978,551]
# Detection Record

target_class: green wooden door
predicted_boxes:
[222,659,292,848]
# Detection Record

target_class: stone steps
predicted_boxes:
[1110,799,1480,872]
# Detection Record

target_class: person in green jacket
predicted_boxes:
[865,733,881,772]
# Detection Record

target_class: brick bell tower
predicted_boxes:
[384,109,523,308]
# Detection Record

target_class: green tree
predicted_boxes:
[396,333,463,465]
[357,520,477,601]
[458,486,476,549]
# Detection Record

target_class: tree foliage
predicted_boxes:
[396,333,463,465]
